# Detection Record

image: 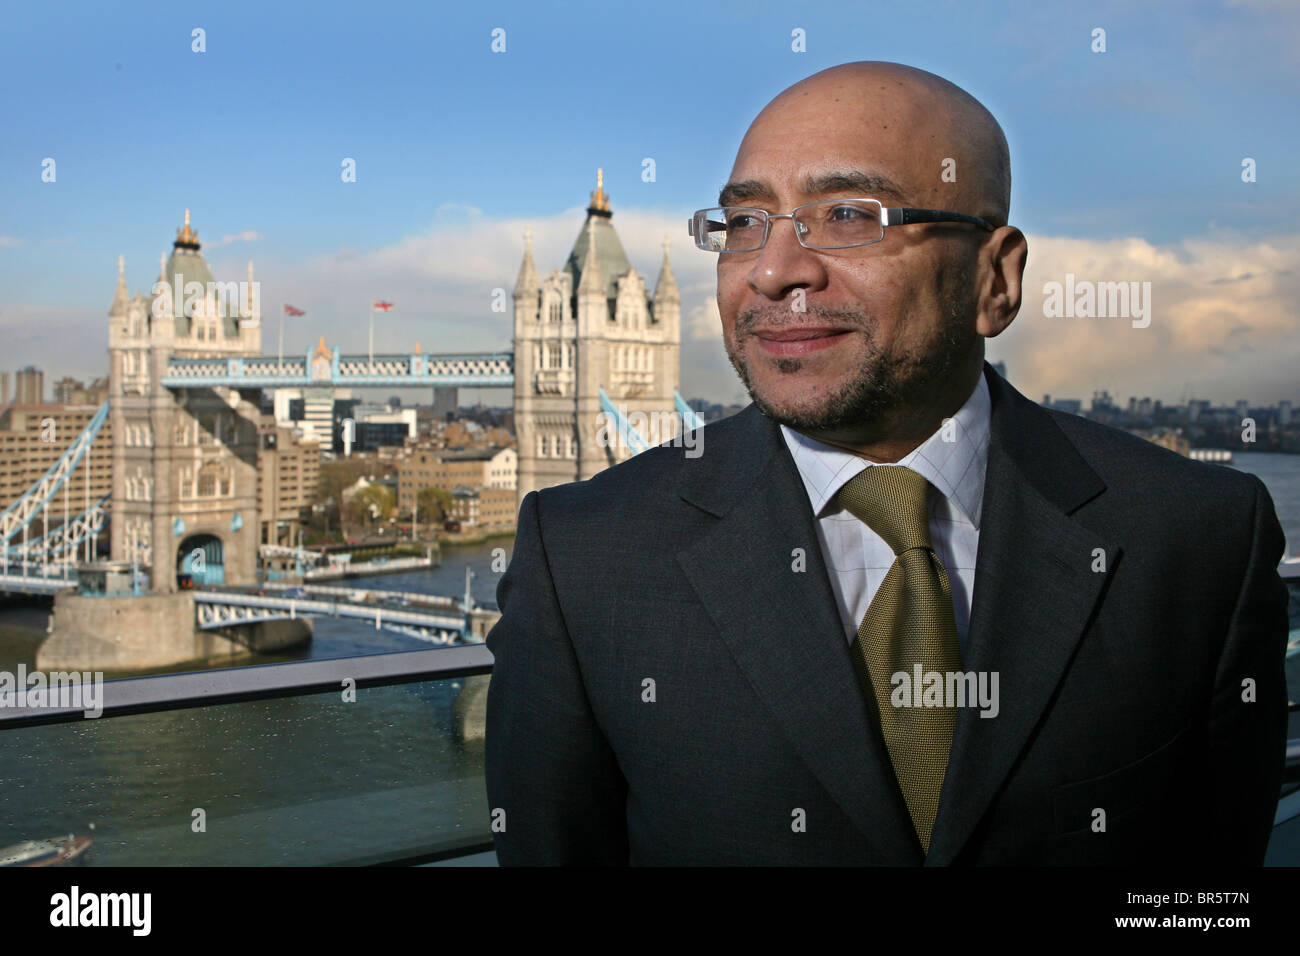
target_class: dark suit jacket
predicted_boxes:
[484,362,1289,865]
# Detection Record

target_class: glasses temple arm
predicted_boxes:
[885,207,995,231]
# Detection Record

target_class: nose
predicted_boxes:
[741,214,827,302]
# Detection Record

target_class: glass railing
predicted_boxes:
[0,646,494,866]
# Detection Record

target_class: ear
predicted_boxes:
[974,226,1027,339]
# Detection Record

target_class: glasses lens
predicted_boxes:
[795,200,883,248]
[697,208,766,252]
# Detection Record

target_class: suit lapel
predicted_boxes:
[675,405,923,863]
[925,364,1119,864]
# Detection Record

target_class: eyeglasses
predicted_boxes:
[688,198,995,253]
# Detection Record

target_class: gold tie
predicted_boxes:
[837,465,961,855]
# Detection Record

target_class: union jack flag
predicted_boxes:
[373,300,394,311]
[284,304,306,316]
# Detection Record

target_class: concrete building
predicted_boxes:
[0,404,113,513]
[345,403,417,453]
[52,376,110,406]
[1136,428,1190,457]
[14,366,44,405]
[512,170,681,506]
[257,417,320,546]
[449,486,517,532]
[431,385,458,421]
[53,377,80,404]
[108,212,263,589]
[273,383,350,447]
[397,446,517,514]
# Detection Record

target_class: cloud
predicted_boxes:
[991,231,1300,405]
[0,303,106,376]
[0,236,24,248]
[211,230,262,247]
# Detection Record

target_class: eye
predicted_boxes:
[828,204,869,221]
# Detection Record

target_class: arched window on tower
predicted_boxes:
[198,464,218,497]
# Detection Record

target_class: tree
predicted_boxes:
[355,483,396,526]
[313,459,376,541]
[417,485,455,523]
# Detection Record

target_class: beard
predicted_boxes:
[724,282,977,433]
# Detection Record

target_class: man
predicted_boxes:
[484,61,1290,865]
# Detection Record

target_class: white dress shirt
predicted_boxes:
[779,372,991,663]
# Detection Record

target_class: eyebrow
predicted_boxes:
[717,170,909,207]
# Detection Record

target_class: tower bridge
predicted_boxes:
[4,172,702,599]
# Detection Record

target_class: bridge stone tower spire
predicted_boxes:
[513,170,682,505]
[108,211,263,592]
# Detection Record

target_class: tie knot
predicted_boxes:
[836,466,933,555]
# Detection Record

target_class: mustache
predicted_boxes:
[734,304,872,333]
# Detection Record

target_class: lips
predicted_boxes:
[753,326,849,341]
[751,326,854,356]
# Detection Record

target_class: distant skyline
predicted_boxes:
[2,0,1297,407]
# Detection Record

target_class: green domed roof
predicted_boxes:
[563,172,645,303]
[154,211,239,338]
[565,214,634,302]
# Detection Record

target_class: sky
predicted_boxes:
[1,0,1297,408]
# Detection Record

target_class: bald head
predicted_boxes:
[738,61,1011,226]
[714,60,1027,453]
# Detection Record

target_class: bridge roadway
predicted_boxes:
[193,590,473,643]
[252,581,473,610]
[0,571,72,595]
[0,573,479,643]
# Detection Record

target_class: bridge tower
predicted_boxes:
[108,211,263,592]
[512,171,681,504]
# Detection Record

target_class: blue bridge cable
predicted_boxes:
[0,402,109,544]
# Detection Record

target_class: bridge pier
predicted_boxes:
[210,616,312,655]
[37,590,242,672]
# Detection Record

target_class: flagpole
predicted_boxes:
[369,304,374,374]
[278,302,285,368]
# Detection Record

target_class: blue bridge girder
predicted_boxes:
[0,402,109,554]
[4,494,110,561]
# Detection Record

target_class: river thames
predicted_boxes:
[0,538,511,865]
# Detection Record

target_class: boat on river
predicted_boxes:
[0,833,92,866]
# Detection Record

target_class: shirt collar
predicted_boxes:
[778,370,991,529]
